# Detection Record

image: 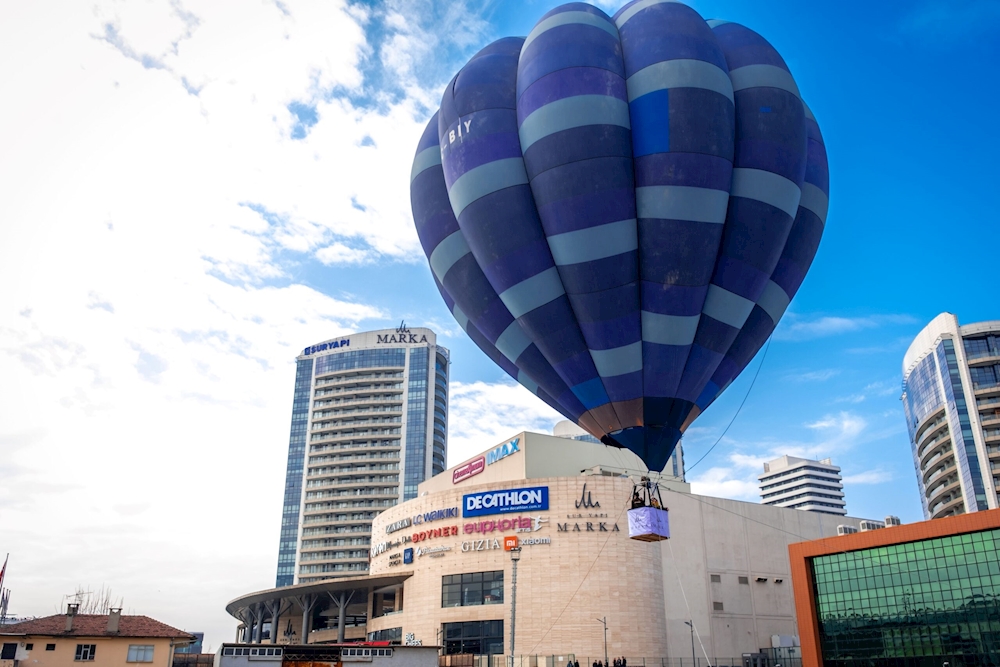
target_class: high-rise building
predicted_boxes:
[759,455,847,515]
[275,326,449,587]
[902,313,1000,520]
[551,420,685,481]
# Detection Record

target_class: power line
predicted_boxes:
[685,336,772,474]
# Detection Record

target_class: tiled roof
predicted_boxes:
[0,614,194,639]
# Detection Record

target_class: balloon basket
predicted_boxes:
[627,506,670,542]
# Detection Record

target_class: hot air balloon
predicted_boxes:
[410,0,829,473]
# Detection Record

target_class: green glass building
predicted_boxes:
[811,528,1000,665]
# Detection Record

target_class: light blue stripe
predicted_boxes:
[729,64,800,99]
[517,370,539,394]
[519,95,630,151]
[641,311,699,346]
[495,321,532,363]
[615,0,679,27]
[636,186,729,223]
[702,285,754,329]
[546,219,637,266]
[591,341,643,377]
[448,158,528,218]
[799,182,828,224]
[429,230,471,282]
[522,10,619,53]
[499,267,566,319]
[731,168,801,218]
[410,146,442,183]
[451,304,470,332]
[803,101,815,122]
[756,281,789,324]
[627,59,733,104]
[706,19,730,28]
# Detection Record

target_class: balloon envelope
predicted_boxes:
[410,0,829,471]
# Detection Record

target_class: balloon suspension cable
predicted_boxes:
[525,490,634,655]
[686,335,772,474]
[667,538,713,664]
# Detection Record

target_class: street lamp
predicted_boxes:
[509,547,521,667]
[595,617,608,667]
[683,621,695,667]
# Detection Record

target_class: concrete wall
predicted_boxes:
[0,636,176,667]
[368,473,867,660]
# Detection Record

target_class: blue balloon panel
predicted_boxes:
[410,1,827,472]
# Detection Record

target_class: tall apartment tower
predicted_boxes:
[902,313,1000,520]
[758,455,847,515]
[275,326,449,586]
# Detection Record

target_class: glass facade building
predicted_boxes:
[902,314,1000,520]
[274,328,448,587]
[791,509,1000,667]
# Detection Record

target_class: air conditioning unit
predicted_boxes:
[859,520,886,532]
[837,525,858,536]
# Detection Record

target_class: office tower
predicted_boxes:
[275,326,449,586]
[902,313,1000,519]
[759,455,847,515]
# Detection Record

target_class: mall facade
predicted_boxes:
[275,326,449,587]
[233,432,879,660]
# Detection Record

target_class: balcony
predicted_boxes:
[923,457,955,486]
[919,437,953,470]
[930,494,965,519]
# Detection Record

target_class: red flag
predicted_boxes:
[0,554,7,591]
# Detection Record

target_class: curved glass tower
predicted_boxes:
[902,314,1000,519]
[275,327,449,586]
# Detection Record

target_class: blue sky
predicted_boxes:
[1,0,997,649]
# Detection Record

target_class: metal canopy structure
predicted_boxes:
[225,574,412,645]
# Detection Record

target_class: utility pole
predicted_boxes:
[509,547,521,667]
[595,617,608,667]
[683,621,695,667]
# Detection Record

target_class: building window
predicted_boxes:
[1,645,17,660]
[75,644,97,661]
[46,644,56,651]
[738,576,749,584]
[710,574,721,583]
[811,528,1000,661]
[367,627,402,643]
[713,602,724,611]
[443,620,504,655]
[25,644,33,651]
[127,645,155,662]
[442,571,503,607]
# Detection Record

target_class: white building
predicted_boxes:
[552,420,685,480]
[275,326,450,586]
[902,313,1000,519]
[758,455,846,516]
[231,432,878,661]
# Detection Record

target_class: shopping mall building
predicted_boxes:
[228,432,878,661]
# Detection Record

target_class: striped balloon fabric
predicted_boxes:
[410,0,829,472]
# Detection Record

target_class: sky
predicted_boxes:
[1,0,998,652]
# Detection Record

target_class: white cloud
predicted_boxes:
[787,368,840,382]
[843,469,894,485]
[690,466,760,502]
[774,314,916,341]
[445,380,564,465]
[0,0,488,650]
